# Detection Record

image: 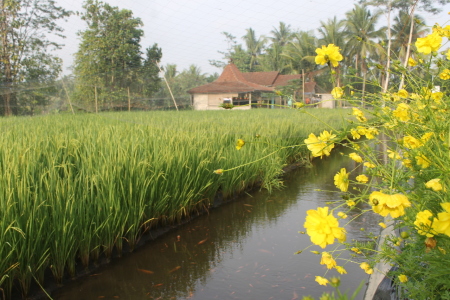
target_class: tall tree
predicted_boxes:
[0,0,70,116]
[282,30,318,74]
[142,43,162,98]
[242,28,266,71]
[74,0,143,110]
[345,4,384,98]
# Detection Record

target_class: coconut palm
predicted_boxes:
[282,30,318,74]
[270,22,293,47]
[345,4,384,99]
[242,28,266,71]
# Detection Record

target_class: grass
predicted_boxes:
[0,108,349,298]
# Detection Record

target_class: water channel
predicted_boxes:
[52,150,382,300]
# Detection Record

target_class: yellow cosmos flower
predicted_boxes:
[352,107,367,122]
[320,252,337,269]
[350,128,361,140]
[315,276,329,286]
[446,49,450,60]
[433,24,450,37]
[403,136,423,149]
[331,86,344,99]
[398,89,409,98]
[294,101,304,108]
[398,274,408,283]
[392,103,410,122]
[304,131,336,158]
[415,32,442,54]
[236,139,245,150]
[315,44,343,67]
[349,152,363,163]
[416,154,431,169]
[364,162,376,168]
[369,191,411,218]
[432,203,450,237]
[334,168,349,192]
[402,159,413,169]
[351,247,362,254]
[337,211,347,219]
[364,127,379,139]
[356,174,369,183]
[303,206,346,248]
[360,262,374,274]
[379,222,387,229]
[425,178,443,191]
[336,266,347,274]
[408,57,417,66]
[346,200,355,207]
[421,132,434,142]
[414,210,436,237]
[439,69,450,80]
[387,150,401,160]
[431,92,443,103]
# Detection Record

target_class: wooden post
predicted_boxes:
[94,86,98,113]
[302,69,305,103]
[127,87,131,112]
[249,93,252,109]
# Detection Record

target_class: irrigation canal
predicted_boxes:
[52,150,381,300]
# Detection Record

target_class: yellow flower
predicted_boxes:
[320,252,337,269]
[402,159,412,169]
[403,136,422,149]
[334,168,349,192]
[346,200,356,207]
[337,211,347,219]
[421,132,434,142]
[350,128,361,140]
[432,92,443,103]
[351,247,362,254]
[392,103,410,122]
[294,101,305,108]
[447,49,450,60]
[364,162,376,168]
[360,262,374,274]
[349,152,363,163]
[336,266,347,274]
[369,191,411,218]
[387,150,401,160]
[415,32,442,54]
[416,154,431,169]
[304,131,336,158]
[236,139,245,150]
[356,174,369,183]
[398,89,409,98]
[364,127,379,139]
[398,274,408,283]
[315,44,343,67]
[304,206,346,248]
[352,108,367,122]
[331,87,344,99]
[425,178,443,191]
[432,203,450,237]
[439,69,450,80]
[315,276,329,286]
[408,57,417,66]
[379,222,387,229]
[213,169,223,175]
[414,210,436,237]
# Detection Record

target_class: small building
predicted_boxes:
[187,63,316,110]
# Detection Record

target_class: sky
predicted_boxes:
[53,0,450,76]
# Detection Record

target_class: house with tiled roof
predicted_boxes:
[187,63,316,110]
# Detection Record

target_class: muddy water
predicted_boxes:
[52,151,381,300]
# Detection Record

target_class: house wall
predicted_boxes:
[193,93,252,110]
[315,94,335,108]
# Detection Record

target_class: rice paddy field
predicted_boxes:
[0,108,349,298]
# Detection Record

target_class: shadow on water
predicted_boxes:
[52,149,382,300]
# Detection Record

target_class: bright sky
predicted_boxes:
[54,0,450,76]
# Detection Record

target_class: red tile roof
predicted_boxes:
[188,63,315,94]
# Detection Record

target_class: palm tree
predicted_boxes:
[345,4,384,99]
[270,22,293,47]
[282,30,318,74]
[317,17,347,86]
[242,28,266,71]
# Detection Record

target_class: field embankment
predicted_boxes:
[0,109,348,298]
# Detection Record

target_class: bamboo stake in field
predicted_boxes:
[156,62,178,111]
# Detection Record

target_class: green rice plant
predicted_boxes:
[0,108,348,297]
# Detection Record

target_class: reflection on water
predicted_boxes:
[52,150,381,300]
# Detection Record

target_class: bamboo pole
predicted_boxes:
[128,87,131,112]
[94,86,98,113]
[155,62,178,111]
